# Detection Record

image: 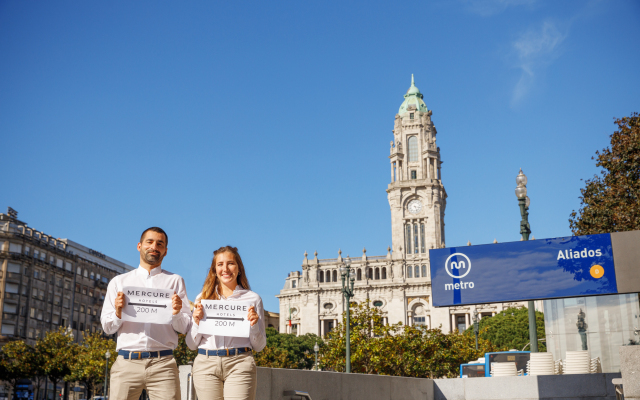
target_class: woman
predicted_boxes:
[187,246,266,400]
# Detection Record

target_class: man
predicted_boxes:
[101,227,191,400]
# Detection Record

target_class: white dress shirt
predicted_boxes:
[101,265,191,351]
[186,286,267,352]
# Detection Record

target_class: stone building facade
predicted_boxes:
[0,208,134,345]
[277,76,530,336]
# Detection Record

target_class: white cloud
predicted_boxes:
[463,0,536,16]
[511,20,567,105]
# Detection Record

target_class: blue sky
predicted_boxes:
[1,0,639,312]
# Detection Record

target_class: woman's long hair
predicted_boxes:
[201,246,251,300]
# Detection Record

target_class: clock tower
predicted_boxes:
[387,75,447,260]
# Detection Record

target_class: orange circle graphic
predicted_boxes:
[590,265,604,279]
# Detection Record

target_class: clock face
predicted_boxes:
[408,199,422,214]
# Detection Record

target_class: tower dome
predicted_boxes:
[399,74,428,114]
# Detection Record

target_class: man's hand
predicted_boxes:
[115,292,125,319]
[247,306,258,327]
[172,293,183,316]
[193,303,204,326]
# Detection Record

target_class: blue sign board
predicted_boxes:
[430,233,619,307]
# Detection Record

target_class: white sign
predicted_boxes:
[198,300,251,338]
[121,286,173,324]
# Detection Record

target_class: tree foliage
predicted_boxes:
[0,340,43,395]
[320,301,496,378]
[254,327,322,369]
[570,113,640,234]
[65,332,116,398]
[174,333,198,366]
[464,307,546,352]
[35,327,77,396]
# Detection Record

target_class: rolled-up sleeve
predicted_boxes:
[171,277,191,335]
[250,296,267,352]
[101,277,124,335]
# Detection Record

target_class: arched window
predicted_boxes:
[420,224,425,253]
[375,268,380,280]
[368,268,373,279]
[318,271,324,283]
[325,270,330,283]
[357,268,362,280]
[414,265,420,278]
[382,267,387,279]
[406,225,412,254]
[332,270,337,282]
[407,265,413,278]
[408,136,418,162]
[414,224,419,254]
[422,265,427,278]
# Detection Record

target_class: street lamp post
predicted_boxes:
[313,341,319,371]
[104,350,111,397]
[339,256,356,373]
[515,169,538,353]
[473,309,479,350]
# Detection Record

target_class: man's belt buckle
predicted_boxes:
[133,351,142,359]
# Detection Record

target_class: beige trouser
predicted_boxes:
[192,352,257,400]
[109,355,181,400]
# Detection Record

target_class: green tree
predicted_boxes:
[570,112,640,234]
[0,340,42,397]
[464,307,546,352]
[65,332,116,398]
[174,333,197,366]
[254,327,322,369]
[35,327,77,399]
[320,301,495,378]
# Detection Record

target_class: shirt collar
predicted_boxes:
[217,284,246,299]
[136,265,163,277]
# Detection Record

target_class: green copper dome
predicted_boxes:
[399,74,428,114]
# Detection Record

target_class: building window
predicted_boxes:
[325,271,330,283]
[411,170,417,179]
[368,268,373,279]
[291,280,296,289]
[410,112,414,120]
[63,299,70,309]
[375,268,380,280]
[64,280,71,290]
[83,269,88,278]
[80,305,85,313]
[414,224,419,254]
[33,270,40,279]
[82,287,87,295]
[373,300,383,307]
[415,265,420,278]
[28,329,34,339]
[414,316,426,326]
[422,265,427,278]
[332,270,337,282]
[323,303,332,310]
[407,266,412,278]
[420,224,425,253]
[30,308,35,318]
[32,288,38,298]
[357,268,362,280]
[456,315,466,332]
[408,136,418,162]
[318,271,324,283]
[406,225,412,254]
[75,284,81,293]
[382,267,387,279]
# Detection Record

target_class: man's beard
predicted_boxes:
[143,250,164,265]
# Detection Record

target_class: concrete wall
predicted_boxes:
[179,365,621,400]
[620,346,640,400]
[257,368,433,400]
[434,373,621,400]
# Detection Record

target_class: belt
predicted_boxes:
[118,350,173,360]
[198,347,251,357]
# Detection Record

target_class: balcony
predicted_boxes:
[4,293,20,303]
[6,272,21,283]
[3,313,18,323]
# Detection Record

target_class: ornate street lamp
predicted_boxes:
[339,256,356,373]
[515,169,538,352]
[473,309,479,350]
[104,350,111,397]
[313,341,319,371]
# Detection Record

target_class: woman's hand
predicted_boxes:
[247,306,259,327]
[193,303,204,326]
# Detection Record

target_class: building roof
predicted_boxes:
[398,74,428,114]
